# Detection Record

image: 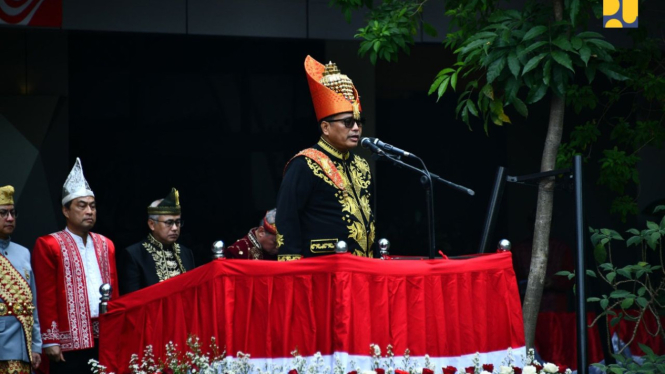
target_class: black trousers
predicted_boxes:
[48,342,99,374]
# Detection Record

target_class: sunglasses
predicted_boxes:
[326,117,365,128]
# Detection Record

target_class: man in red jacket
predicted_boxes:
[32,158,119,374]
[225,209,278,260]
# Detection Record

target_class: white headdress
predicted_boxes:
[62,157,95,205]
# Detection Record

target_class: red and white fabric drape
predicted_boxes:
[100,252,525,373]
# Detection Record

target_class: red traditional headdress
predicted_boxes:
[304,55,361,121]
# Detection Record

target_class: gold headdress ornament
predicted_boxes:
[305,55,361,121]
[147,188,182,215]
[0,185,15,205]
[62,158,95,206]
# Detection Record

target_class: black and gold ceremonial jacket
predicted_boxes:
[275,138,375,260]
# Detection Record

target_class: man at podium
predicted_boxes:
[275,55,375,260]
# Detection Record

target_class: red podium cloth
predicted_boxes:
[100,253,524,372]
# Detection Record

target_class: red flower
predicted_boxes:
[465,367,475,374]
[163,369,174,374]
[347,371,357,374]
[512,367,522,374]
[395,370,410,374]
[534,365,543,372]
[482,365,493,372]
[289,370,299,374]
[376,369,386,374]
[443,366,458,374]
[424,369,434,374]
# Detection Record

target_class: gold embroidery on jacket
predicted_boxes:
[301,142,375,257]
[142,234,186,282]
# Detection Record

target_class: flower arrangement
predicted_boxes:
[89,336,571,374]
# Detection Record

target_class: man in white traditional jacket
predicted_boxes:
[0,185,42,374]
[32,158,119,374]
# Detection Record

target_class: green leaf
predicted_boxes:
[606,272,616,283]
[519,41,548,57]
[507,51,520,78]
[637,287,646,296]
[597,64,628,81]
[512,97,528,117]
[636,297,648,308]
[522,53,547,75]
[586,38,616,51]
[579,45,591,66]
[585,65,596,84]
[626,236,642,247]
[422,22,437,37]
[647,221,659,230]
[522,25,548,41]
[600,298,609,310]
[551,50,575,72]
[587,297,601,302]
[556,270,571,276]
[621,298,634,309]
[526,84,548,104]
[435,68,455,79]
[610,316,622,327]
[571,37,583,50]
[461,39,492,55]
[594,244,607,263]
[570,0,580,25]
[586,269,597,278]
[505,77,520,103]
[428,76,446,96]
[576,31,605,39]
[467,99,479,117]
[610,290,631,298]
[552,35,573,52]
[436,77,450,101]
[487,56,506,84]
[543,58,552,85]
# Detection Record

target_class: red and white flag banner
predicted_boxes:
[0,0,61,27]
[100,253,526,373]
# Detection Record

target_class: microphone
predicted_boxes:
[365,137,413,158]
[360,137,385,155]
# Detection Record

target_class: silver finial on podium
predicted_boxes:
[335,240,348,253]
[212,240,225,259]
[99,283,112,314]
[497,239,511,252]
[379,238,390,259]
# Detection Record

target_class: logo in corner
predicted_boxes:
[603,0,638,28]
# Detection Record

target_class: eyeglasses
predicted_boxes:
[153,219,184,228]
[0,209,17,219]
[326,117,365,129]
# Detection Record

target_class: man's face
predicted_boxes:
[63,196,96,232]
[0,204,16,239]
[321,112,362,152]
[148,214,181,246]
[256,226,278,255]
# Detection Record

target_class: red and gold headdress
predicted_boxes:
[304,55,361,121]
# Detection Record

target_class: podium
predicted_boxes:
[100,253,525,372]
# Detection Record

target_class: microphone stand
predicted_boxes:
[374,152,437,258]
[367,143,474,259]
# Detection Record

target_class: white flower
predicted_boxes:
[523,365,537,374]
[414,368,423,374]
[499,366,514,374]
[543,363,559,373]
[362,371,377,374]
[481,371,492,374]
[374,345,381,356]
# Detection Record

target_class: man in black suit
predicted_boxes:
[119,188,195,295]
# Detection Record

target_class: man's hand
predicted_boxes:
[45,346,65,362]
[31,353,42,369]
